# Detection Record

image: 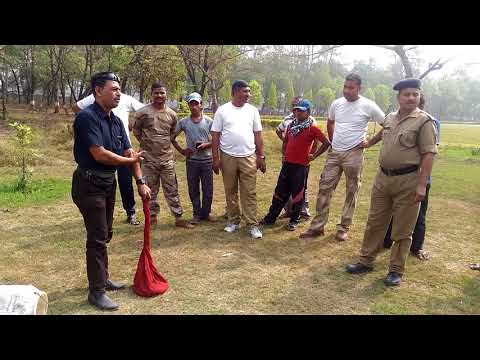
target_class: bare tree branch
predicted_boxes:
[418,58,448,79]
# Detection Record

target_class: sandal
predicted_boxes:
[412,249,430,261]
[470,263,480,271]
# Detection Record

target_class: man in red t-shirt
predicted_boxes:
[260,100,331,231]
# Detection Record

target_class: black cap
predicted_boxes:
[393,78,422,91]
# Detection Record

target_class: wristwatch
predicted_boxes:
[136,175,146,185]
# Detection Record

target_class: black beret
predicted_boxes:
[393,78,422,91]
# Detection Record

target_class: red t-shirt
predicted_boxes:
[284,124,328,166]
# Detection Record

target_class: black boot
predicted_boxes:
[88,291,119,311]
[346,262,373,274]
[105,279,126,291]
[384,272,402,286]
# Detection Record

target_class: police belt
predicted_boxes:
[77,166,115,179]
[380,165,419,176]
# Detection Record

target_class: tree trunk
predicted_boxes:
[1,70,7,120]
[30,45,36,106]
[10,68,22,104]
[211,90,218,114]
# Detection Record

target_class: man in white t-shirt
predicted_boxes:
[74,90,145,225]
[211,80,266,239]
[300,73,385,241]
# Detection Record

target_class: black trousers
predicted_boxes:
[283,165,310,215]
[186,159,213,219]
[117,164,135,216]
[384,182,431,252]
[264,162,308,225]
[72,169,116,293]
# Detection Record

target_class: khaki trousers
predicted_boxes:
[358,169,421,274]
[220,151,258,227]
[142,159,183,218]
[309,146,364,233]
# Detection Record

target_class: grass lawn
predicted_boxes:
[0,115,479,314]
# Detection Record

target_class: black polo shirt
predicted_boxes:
[73,101,131,171]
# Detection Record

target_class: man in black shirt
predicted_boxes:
[72,72,151,311]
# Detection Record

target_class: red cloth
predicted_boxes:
[133,198,169,297]
[284,124,328,166]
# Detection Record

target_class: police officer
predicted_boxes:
[346,78,438,286]
[72,72,151,311]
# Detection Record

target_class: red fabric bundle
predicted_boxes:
[133,198,169,297]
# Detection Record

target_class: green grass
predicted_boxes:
[0,176,71,209]
[0,113,479,315]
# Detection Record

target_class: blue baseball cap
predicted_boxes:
[293,99,312,112]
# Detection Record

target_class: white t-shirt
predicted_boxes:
[211,102,262,157]
[77,93,144,141]
[328,95,385,151]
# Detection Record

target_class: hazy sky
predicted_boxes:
[337,45,480,78]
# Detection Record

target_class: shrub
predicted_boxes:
[8,121,37,193]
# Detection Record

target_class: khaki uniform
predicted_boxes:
[357,109,438,274]
[133,104,183,217]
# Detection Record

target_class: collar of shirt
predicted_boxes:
[394,108,421,123]
[92,101,117,122]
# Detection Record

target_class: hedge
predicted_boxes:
[175,112,326,128]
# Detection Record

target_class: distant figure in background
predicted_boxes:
[383,93,441,260]
[74,90,145,225]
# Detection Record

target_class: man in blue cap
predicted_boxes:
[346,78,438,286]
[261,99,330,231]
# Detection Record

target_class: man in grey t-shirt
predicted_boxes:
[172,92,215,223]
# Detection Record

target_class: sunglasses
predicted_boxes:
[102,72,121,83]
[93,72,121,84]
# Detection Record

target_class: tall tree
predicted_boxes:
[248,79,262,107]
[266,82,277,114]
[316,87,335,116]
[373,84,392,112]
[218,79,231,106]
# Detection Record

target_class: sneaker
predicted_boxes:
[249,226,263,239]
[286,222,298,231]
[224,223,240,233]
[127,214,140,225]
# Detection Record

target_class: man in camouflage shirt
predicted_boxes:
[133,81,193,228]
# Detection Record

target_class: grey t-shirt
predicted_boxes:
[175,115,213,160]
